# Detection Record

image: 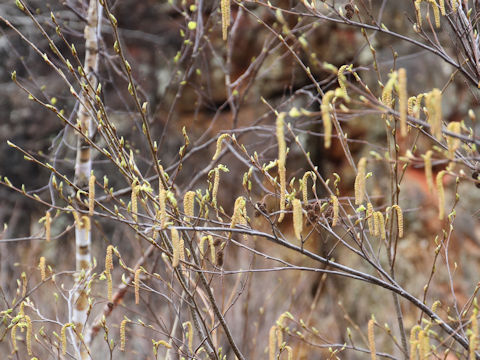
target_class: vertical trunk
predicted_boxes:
[72,1,101,358]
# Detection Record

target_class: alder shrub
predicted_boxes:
[2,0,480,358]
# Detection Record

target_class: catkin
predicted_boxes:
[439,0,445,15]
[131,183,138,223]
[415,0,422,27]
[429,0,440,27]
[25,315,32,355]
[337,65,349,99]
[375,211,386,240]
[285,345,293,360]
[292,199,303,240]
[213,134,230,160]
[391,205,404,238]
[184,321,193,354]
[426,89,442,140]
[231,196,246,229]
[269,325,277,360]
[11,324,17,353]
[106,245,114,302]
[221,0,230,40]
[408,96,416,117]
[208,235,216,264]
[45,211,51,242]
[446,121,461,158]
[331,195,339,227]
[159,189,167,228]
[61,323,69,355]
[134,268,141,304]
[277,113,287,222]
[183,191,195,221]
[171,228,181,267]
[437,170,446,220]
[301,171,316,204]
[321,90,336,149]
[88,172,95,216]
[470,310,478,360]
[367,203,374,234]
[212,167,220,207]
[120,319,128,351]
[409,325,421,360]
[398,68,408,137]
[105,245,114,272]
[368,318,376,360]
[354,157,367,205]
[382,72,397,111]
[423,150,434,193]
[38,256,46,281]
[418,330,430,359]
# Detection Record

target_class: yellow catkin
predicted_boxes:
[278,167,286,223]
[292,199,303,240]
[354,157,367,205]
[398,68,408,137]
[269,325,277,360]
[276,327,283,347]
[285,345,293,360]
[423,150,434,193]
[159,188,167,228]
[171,228,181,267]
[134,268,141,304]
[321,90,336,149]
[368,319,376,360]
[408,96,416,117]
[439,0,445,15]
[382,72,397,111]
[183,321,193,354]
[45,211,51,242]
[106,245,114,302]
[61,323,69,355]
[107,272,113,302]
[38,257,46,281]
[301,171,316,205]
[426,89,442,140]
[418,330,430,359]
[375,211,386,240]
[212,133,230,160]
[337,65,349,99]
[88,172,95,216]
[25,315,32,355]
[105,245,114,272]
[131,183,138,223]
[212,167,220,207]
[231,196,246,229]
[470,310,478,360]
[11,324,17,353]
[183,191,195,221]
[120,319,128,351]
[199,236,206,258]
[331,195,339,227]
[277,113,287,222]
[446,121,461,158]
[452,0,458,12]
[415,0,423,26]
[208,235,216,264]
[221,0,231,40]
[367,203,374,234]
[429,0,440,27]
[409,325,421,360]
[391,205,404,238]
[437,170,446,220]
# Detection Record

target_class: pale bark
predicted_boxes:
[72,1,101,358]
